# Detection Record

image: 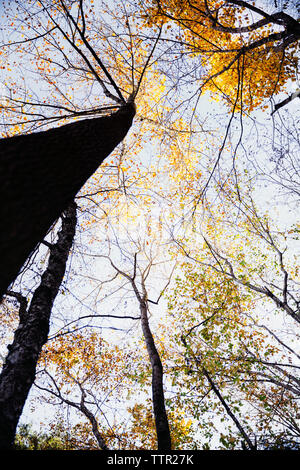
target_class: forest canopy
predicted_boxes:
[0,0,299,451]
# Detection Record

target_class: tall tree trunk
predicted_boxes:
[139,299,172,450]
[0,102,135,300]
[0,202,77,450]
[107,258,172,450]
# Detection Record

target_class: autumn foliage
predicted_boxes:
[0,0,299,451]
[145,0,299,111]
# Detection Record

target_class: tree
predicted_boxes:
[36,331,136,450]
[32,329,196,450]
[0,0,163,449]
[143,0,300,112]
[160,257,300,449]
[157,159,300,448]
[0,0,299,451]
[0,0,139,300]
[0,103,135,302]
[105,252,172,450]
[0,202,77,449]
[14,423,71,450]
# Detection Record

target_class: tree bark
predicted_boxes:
[139,299,172,450]
[109,256,172,450]
[0,202,77,450]
[79,389,109,450]
[0,102,135,300]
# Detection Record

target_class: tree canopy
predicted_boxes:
[0,0,299,452]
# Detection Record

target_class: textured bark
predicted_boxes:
[0,202,77,450]
[0,102,135,300]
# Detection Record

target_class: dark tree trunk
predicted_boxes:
[0,202,77,450]
[0,102,135,300]
[139,300,172,451]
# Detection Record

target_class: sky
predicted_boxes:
[0,0,299,448]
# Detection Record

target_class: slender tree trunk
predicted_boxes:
[201,367,256,450]
[181,334,256,450]
[108,258,172,450]
[0,102,135,300]
[0,202,77,450]
[79,389,109,450]
[139,299,172,450]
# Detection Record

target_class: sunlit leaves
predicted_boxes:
[143,0,299,112]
